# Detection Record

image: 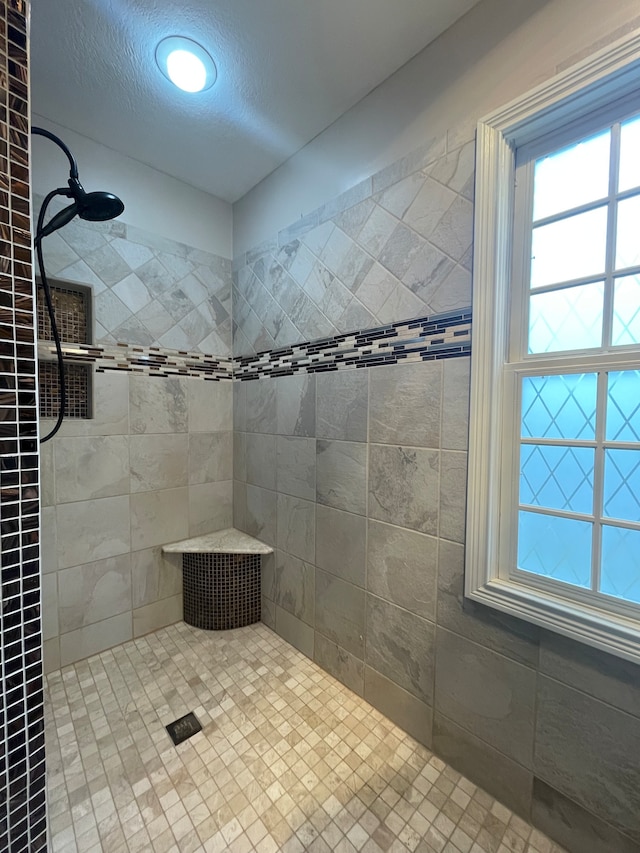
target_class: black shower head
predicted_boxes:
[32,126,125,241]
[70,181,125,222]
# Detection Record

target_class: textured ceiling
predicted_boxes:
[29,0,481,203]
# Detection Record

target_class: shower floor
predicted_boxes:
[45,622,566,853]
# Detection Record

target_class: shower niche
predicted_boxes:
[36,279,93,419]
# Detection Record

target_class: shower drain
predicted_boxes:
[165,711,202,746]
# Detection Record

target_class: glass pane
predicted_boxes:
[517,510,591,587]
[520,445,594,514]
[603,449,640,522]
[619,114,640,193]
[522,373,597,440]
[612,275,640,346]
[534,130,610,220]
[531,206,607,288]
[600,525,640,603]
[528,282,603,353]
[606,371,640,441]
[615,194,640,270]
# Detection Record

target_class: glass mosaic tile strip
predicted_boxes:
[37,341,234,382]
[0,1,47,849]
[37,306,470,386]
[235,308,472,380]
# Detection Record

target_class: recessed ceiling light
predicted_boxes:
[155,36,217,93]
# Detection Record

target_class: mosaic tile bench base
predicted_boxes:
[183,552,262,631]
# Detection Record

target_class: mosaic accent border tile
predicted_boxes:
[38,307,470,386]
[234,308,471,381]
[0,1,48,850]
[37,341,234,381]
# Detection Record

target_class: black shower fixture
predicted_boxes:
[32,126,125,442]
[33,126,124,238]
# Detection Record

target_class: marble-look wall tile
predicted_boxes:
[130,487,189,550]
[54,435,130,503]
[233,380,247,432]
[276,436,316,500]
[315,570,365,658]
[276,373,316,436]
[316,370,368,442]
[131,547,182,609]
[439,450,467,543]
[539,630,640,720]
[245,433,277,490]
[437,539,540,667]
[44,371,129,438]
[133,595,183,638]
[56,495,131,569]
[367,520,437,620]
[433,713,533,821]
[316,439,367,515]
[275,606,314,658]
[233,480,247,531]
[366,595,435,704]
[246,379,277,433]
[315,635,364,696]
[277,493,315,563]
[233,431,247,483]
[261,596,276,630]
[43,639,61,676]
[261,551,276,601]
[58,554,132,632]
[441,356,470,451]
[368,444,439,534]
[434,628,537,768]
[130,433,188,492]
[189,379,232,432]
[60,612,133,668]
[39,439,55,506]
[245,484,277,547]
[274,550,315,626]
[532,779,640,853]
[534,675,640,842]
[364,666,432,748]
[315,505,366,587]
[41,574,58,642]
[189,431,233,484]
[130,375,188,434]
[40,505,57,574]
[369,361,441,447]
[188,481,233,536]
[43,211,233,354]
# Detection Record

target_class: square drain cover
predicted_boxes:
[166,712,202,746]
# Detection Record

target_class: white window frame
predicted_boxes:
[466,28,640,664]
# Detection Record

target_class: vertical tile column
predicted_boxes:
[0,1,47,850]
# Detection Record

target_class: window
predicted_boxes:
[466,29,640,663]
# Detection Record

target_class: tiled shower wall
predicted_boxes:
[232,138,640,853]
[39,372,232,672]
[0,1,47,849]
[34,182,234,672]
[37,194,232,355]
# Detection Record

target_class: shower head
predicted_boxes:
[78,191,125,222]
[32,126,125,240]
[69,179,125,222]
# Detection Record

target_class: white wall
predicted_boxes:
[233,0,640,255]
[31,114,233,259]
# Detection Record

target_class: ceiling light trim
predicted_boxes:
[155,36,217,93]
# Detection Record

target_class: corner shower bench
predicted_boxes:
[162,529,273,631]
